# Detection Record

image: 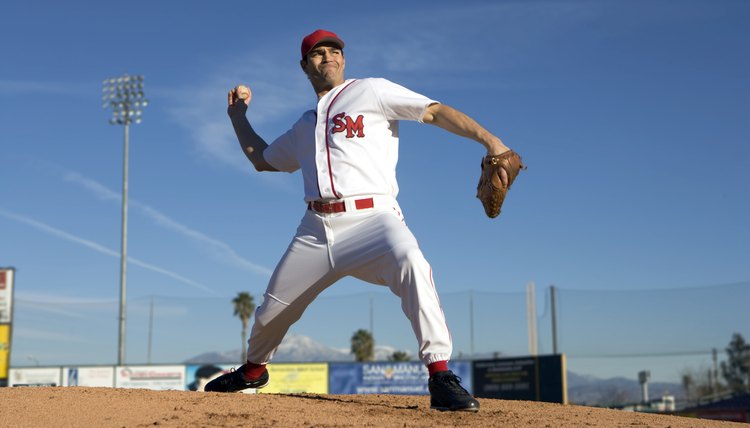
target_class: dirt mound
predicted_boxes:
[0,387,743,427]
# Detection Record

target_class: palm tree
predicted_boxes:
[389,350,410,362]
[232,292,256,363]
[351,329,374,362]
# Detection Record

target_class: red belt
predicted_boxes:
[308,197,374,214]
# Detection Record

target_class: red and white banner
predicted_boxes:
[115,365,185,390]
[0,268,14,323]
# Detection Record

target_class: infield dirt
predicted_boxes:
[0,387,745,427]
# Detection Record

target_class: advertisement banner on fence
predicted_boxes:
[115,365,185,390]
[186,364,258,394]
[259,363,328,394]
[472,354,567,403]
[62,366,115,387]
[0,268,14,323]
[8,367,61,386]
[186,363,329,394]
[0,324,9,382]
[329,361,472,395]
[185,364,227,391]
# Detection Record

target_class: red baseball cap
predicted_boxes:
[301,29,345,59]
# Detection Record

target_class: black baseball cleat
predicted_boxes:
[428,370,480,412]
[204,365,269,393]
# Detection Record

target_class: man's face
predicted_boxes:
[301,43,345,89]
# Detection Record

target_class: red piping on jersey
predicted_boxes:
[323,79,357,199]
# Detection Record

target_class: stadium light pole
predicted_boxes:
[102,74,148,365]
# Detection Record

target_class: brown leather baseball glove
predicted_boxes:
[476,150,525,218]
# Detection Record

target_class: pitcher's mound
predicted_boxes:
[0,387,743,427]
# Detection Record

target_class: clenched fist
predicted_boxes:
[229,84,252,104]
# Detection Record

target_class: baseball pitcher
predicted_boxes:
[206,29,524,412]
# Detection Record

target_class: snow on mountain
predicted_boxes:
[184,334,407,364]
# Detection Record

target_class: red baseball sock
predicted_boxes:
[427,361,449,377]
[242,362,266,380]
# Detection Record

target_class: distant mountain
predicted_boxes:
[567,371,684,406]
[184,334,684,407]
[184,334,402,364]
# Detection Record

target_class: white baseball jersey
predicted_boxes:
[263,78,438,201]
[247,78,452,367]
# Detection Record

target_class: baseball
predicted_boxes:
[236,85,250,100]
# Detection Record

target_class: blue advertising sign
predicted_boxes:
[329,361,472,395]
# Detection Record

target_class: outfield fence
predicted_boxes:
[9,281,749,386]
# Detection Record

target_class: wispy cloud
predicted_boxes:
[0,79,89,95]
[161,3,568,197]
[63,171,121,202]
[128,301,189,318]
[160,6,541,174]
[0,208,219,295]
[147,34,323,197]
[162,58,308,194]
[339,2,591,89]
[14,297,114,319]
[16,292,190,319]
[15,292,119,305]
[11,326,91,344]
[63,171,273,277]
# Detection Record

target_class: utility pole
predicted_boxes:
[550,285,558,354]
[526,282,537,356]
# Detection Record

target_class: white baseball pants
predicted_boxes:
[246,195,452,366]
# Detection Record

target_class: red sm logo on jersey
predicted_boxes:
[331,112,365,138]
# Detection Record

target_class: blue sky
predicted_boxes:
[2,1,749,380]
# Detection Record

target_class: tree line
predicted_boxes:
[682,332,750,404]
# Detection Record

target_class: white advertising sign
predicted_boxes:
[0,268,14,323]
[115,365,185,390]
[62,366,115,387]
[9,367,61,386]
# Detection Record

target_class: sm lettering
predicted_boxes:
[331,112,365,138]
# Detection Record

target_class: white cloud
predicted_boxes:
[0,208,219,295]
[14,299,105,319]
[0,80,87,95]
[14,292,118,305]
[12,326,92,343]
[63,171,274,277]
[162,57,308,196]
[161,2,577,191]
[63,171,121,202]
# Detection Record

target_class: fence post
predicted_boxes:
[527,282,537,356]
[551,285,558,355]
